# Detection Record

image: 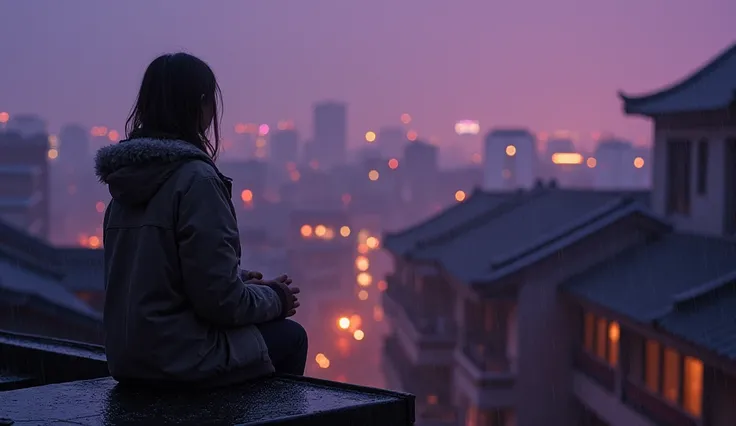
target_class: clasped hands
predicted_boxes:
[241,270,300,317]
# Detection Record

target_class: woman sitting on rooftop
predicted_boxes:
[94,52,307,387]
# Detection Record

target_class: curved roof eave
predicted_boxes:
[619,43,736,108]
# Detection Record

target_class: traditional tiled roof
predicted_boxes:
[58,248,105,292]
[654,278,736,360]
[564,233,736,322]
[382,188,515,256]
[408,189,653,283]
[620,42,736,116]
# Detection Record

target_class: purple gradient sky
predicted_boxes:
[1,1,734,150]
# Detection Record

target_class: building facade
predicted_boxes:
[381,42,736,426]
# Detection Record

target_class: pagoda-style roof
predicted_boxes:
[619,42,736,116]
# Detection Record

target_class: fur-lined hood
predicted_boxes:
[94,138,214,206]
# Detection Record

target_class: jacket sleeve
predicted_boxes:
[176,176,284,326]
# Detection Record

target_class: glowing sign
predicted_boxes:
[454,120,480,135]
[551,152,584,165]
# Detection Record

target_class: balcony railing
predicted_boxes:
[573,349,616,392]
[623,379,699,426]
[461,342,514,374]
[384,281,456,338]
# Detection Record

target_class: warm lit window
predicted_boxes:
[582,312,619,368]
[583,312,595,352]
[645,340,661,393]
[683,356,703,417]
[607,322,620,367]
[595,317,607,359]
[663,347,681,403]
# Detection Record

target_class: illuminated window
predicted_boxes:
[683,356,703,417]
[607,322,620,367]
[583,312,595,352]
[645,340,661,393]
[662,347,681,403]
[595,317,607,359]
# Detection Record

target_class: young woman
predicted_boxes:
[95,53,307,387]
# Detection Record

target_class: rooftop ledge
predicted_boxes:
[0,330,415,425]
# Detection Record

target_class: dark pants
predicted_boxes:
[256,319,308,375]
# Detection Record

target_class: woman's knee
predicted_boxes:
[284,319,308,350]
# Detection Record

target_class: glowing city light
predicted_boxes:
[315,353,330,369]
[365,131,376,143]
[353,330,365,341]
[377,280,388,292]
[355,256,369,271]
[258,124,270,135]
[471,153,482,164]
[48,134,58,147]
[241,189,253,203]
[634,157,645,168]
[300,225,313,237]
[340,226,351,237]
[315,225,327,237]
[365,236,379,249]
[368,170,379,181]
[400,113,412,124]
[505,145,517,156]
[47,149,59,160]
[357,244,369,254]
[350,314,362,329]
[234,123,247,134]
[277,120,294,130]
[324,228,335,240]
[95,201,105,213]
[338,317,350,330]
[357,290,369,301]
[0,112,9,123]
[108,130,120,142]
[587,157,597,168]
[455,190,466,202]
[454,120,480,135]
[290,170,301,182]
[388,158,399,169]
[406,130,418,141]
[357,272,372,287]
[341,193,352,205]
[551,153,584,165]
[90,126,108,137]
[88,236,101,248]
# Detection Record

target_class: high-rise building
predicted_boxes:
[483,128,537,190]
[593,138,638,189]
[377,126,406,159]
[0,131,49,238]
[312,101,347,170]
[6,114,47,138]
[270,129,299,167]
[403,140,439,206]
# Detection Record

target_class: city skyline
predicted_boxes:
[1,1,734,149]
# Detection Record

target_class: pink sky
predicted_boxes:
[0,1,734,150]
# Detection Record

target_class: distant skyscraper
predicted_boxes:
[403,140,439,204]
[377,126,406,159]
[312,101,347,170]
[483,128,537,190]
[593,138,639,189]
[6,114,47,138]
[59,124,90,164]
[270,129,299,167]
[0,132,49,238]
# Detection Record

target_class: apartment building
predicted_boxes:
[382,42,736,426]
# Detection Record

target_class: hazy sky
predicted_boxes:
[1,1,734,149]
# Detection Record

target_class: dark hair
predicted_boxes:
[125,53,222,159]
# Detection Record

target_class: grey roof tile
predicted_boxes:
[383,189,513,255]
[657,284,736,360]
[564,233,736,322]
[412,189,638,282]
[0,258,101,320]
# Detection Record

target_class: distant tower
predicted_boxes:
[593,138,637,189]
[312,101,347,170]
[270,128,299,168]
[403,140,439,204]
[377,126,406,159]
[6,114,47,138]
[483,128,537,190]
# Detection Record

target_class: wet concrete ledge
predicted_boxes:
[0,330,415,425]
